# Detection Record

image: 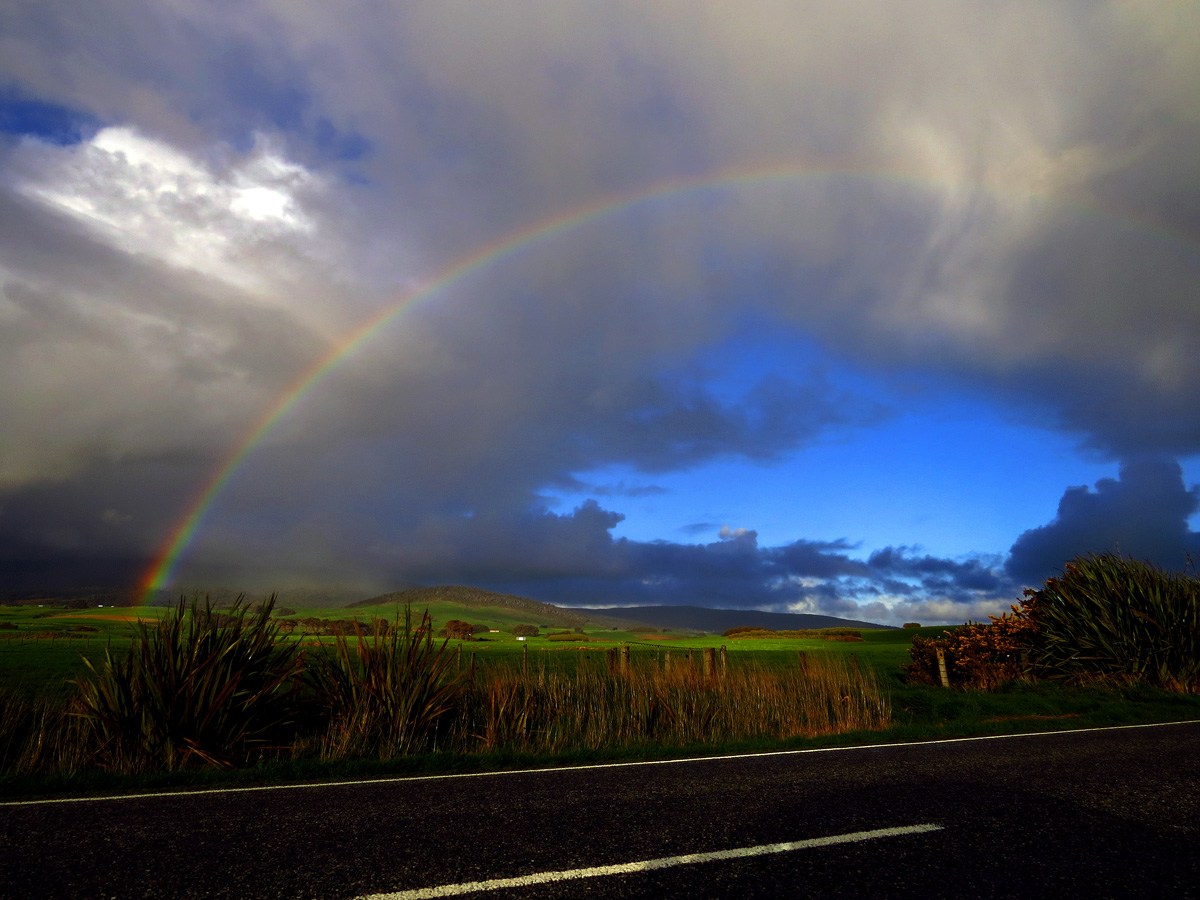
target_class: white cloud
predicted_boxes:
[12,127,320,298]
[0,125,347,489]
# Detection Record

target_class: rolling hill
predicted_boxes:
[11,584,894,634]
[352,585,643,629]
[352,586,892,633]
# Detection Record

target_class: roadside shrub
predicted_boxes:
[511,624,539,637]
[440,619,476,640]
[906,610,1036,690]
[907,552,1200,693]
[1023,553,1200,691]
[723,626,862,641]
[723,626,764,637]
[73,596,304,773]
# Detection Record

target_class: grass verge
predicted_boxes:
[4,679,1196,803]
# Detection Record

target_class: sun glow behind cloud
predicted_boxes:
[12,127,322,298]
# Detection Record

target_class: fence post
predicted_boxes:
[936,648,950,688]
[702,647,715,677]
[719,645,727,676]
[619,644,630,676]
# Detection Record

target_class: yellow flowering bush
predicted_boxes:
[906,605,1038,690]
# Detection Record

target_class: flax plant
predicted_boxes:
[1025,553,1200,691]
[309,608,467,760]
[73,596,303,773]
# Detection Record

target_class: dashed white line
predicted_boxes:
[357,824,943,899]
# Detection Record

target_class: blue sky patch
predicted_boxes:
[0,90,100,145]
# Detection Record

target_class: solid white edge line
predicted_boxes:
[3,719,1197,807]
[356,823,944,899]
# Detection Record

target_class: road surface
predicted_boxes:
[3,722,1198,898]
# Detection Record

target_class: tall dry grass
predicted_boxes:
[457,652,890,754]
[0,688,90,776]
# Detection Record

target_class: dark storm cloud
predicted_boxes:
[867,547,1011,598]
[1007,458,1200,584]
[1,2,1198,625]
[293,502,1013,624]
[0,457,198,594]
[571,372,887,473]
[769,539,870,581]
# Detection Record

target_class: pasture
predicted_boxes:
[3,595,1197,799]
[0,600,930,697]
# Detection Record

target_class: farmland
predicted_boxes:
[0,597,928,697]
[2,585,1198,799]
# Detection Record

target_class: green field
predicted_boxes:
[0,598,1189,727]
[0,606,158,696]
[3,595,1198,800]
[0,600,933,695]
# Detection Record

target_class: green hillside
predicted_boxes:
[349,585,646,630]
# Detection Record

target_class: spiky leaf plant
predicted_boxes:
[310,607,467,760]
[74,596,303,772]
[1024,553,1200,691]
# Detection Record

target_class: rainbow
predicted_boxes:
[136,160,1199,603]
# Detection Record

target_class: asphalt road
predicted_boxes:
[3,722,1198,899]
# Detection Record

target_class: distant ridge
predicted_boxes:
[351,585,642,629]
[569,604,894,633]
[348,588,893,633]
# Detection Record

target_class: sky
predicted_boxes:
[1,2,1199,625]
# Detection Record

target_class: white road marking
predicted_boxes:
[357,824,944,899]
[3,719,1196,807]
